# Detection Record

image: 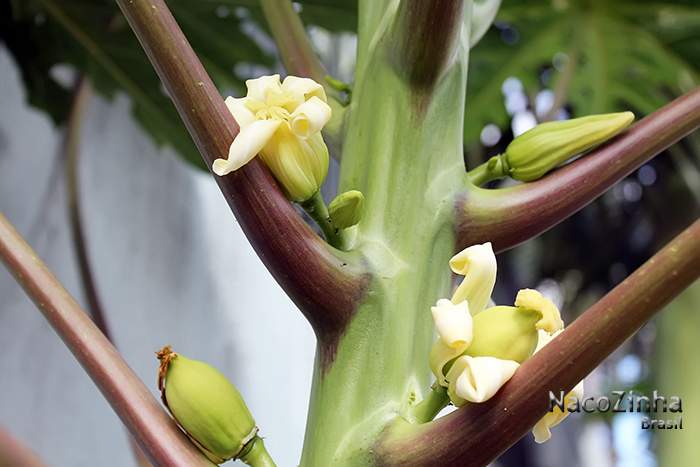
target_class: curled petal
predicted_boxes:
[282,75,327,103]
[224,96,256,128]
[213,119,281,176]
[531,330,584,443]
[431,299,472,349]
[429,339,467,387]
[532,380,585,443]
[245,74,282,102]
[450,242,497,315]
[290,97,332,139]
[515,289,564,333]
[446,356,519,405]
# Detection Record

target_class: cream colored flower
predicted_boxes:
[429,299,473,386]
[446,355,519,406]
[431,299,473,349]
[532,380,584,443]
[450,242,497,315]
[213,74,331,201]
[531,329,585,443]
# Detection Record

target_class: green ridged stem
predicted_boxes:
[240,437,277,467]
[299,1,470,464]
[301,191,347,250]
[408,385,450,424]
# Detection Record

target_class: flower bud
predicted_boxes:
[328,190,364,229]
[261,124,329,202]
[465,305,540,363]
[501,111,634,182]
[157,346,257,464]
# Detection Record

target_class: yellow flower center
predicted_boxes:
[245,89,299,122]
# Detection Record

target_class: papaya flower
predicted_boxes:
[531,330,585,443]
[213,74,331,202]
[429,242,581,440]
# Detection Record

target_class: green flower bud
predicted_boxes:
[492,111,635,182]
[157,346,257,464]
[260,125,330,202]
[465,306,540,363]
[328,190,364,229]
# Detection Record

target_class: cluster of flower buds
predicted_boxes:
[429,243,584,443]
[213,74,331,202]
[156,346,272,464]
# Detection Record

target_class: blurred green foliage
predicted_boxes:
[0,0,355,168]
[1,0,698,166]
[466,0,700,143]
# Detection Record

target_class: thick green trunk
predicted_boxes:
[300,3,470,465]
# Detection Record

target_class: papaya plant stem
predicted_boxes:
[378,218,700,466]
[410,385,449,424]
[258,0,326,84]
[465,161,493,186]
[466,154,506,186]
[0,213,214,467]
[64,77,152,467]
[64,78,110,334]
[0,427,46,467]
[458,86,700,252]
[301,192,346,250]
[114,0,368,363]
[393,0,466,87]
[240,437,276,467]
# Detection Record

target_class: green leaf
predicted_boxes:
[3,0,274,169]
[465,0,699,145]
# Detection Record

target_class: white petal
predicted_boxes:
[290,96,332,138]
[429,339,466,387]
[212,119,281,176]
[431,299,472,349]
[224,96,256,128]
[447,356,519,405]
[245,74,282,102]
[450,242,497,315]
[281,75,327,102]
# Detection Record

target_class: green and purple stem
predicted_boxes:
[11,0,693,464]
[114,0,369,365]
[0,214,214,467]
[0,428,47,467]
[378,218,700,466]
[458,87,700,253]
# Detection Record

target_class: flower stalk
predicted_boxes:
[301,192,346,249]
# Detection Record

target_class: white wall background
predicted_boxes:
[0,45,316,466]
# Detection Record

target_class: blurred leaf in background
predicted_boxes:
[465,0,700,144]
[0,0,355,169]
